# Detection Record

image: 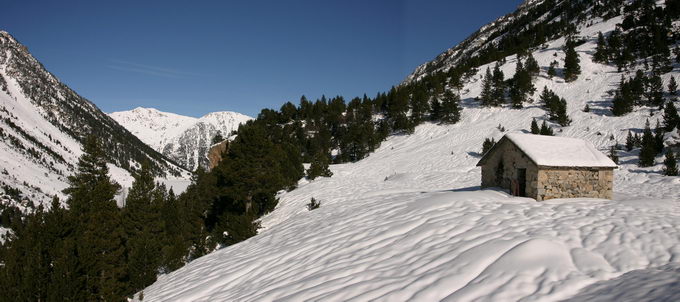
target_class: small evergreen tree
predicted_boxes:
[639,120,657,167]
[609,145,619,164]
[540,121,554,136]
[491,62,506,106]
[669,76,678,96]
[307,197,321,210]
[593,32,609,63]
[307,152,333,180]
[663,100,680,131]
[525,54,540,77]
[583,104,590,112]
[482,137,496,155]
[440,90,461,124]
[625,130,635,151]
[564,40,581,82]
[480,67,494,106]
[655,120,665,154]
[663,150,678,176]
[547,60,558,79]
[530,118,540,134]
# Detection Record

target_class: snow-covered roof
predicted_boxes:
[479,133,618,168]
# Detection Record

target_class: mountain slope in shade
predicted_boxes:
[0,31,189,207]
[110,107,252,171]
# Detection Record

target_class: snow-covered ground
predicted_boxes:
[137,11,680,302]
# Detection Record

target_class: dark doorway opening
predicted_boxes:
[517,168,527,197]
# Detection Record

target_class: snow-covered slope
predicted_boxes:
[110,107,252,171]
[137,0,680,300]
[0,31,189,207]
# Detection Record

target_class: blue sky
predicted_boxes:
[1,0,523,117]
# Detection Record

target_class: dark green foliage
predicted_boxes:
[669,76,678,96]
[524,54,540,77]
[547,60,558,78]
[439,90,461,124]
[213,213,259,246]
[491,63,506,106]
[646,74,664,107]
[663,100,680,131]
[509,57,536,108]
[211,131,224,145]
[539,87,571,126]
[530,118,540,134]
[307,152,333,180]
[307,197,321,211]
[654,120,665,154]
[563,40,581,82]
[540,121,554,136]
[609,145,620,164]
[639,120,657,167]
[123,162,165,293]
[482,137,496,155]
[612,75,635,116]
[593,32,609,63]
[626,130,635,151]
[663,150,678,176]
[480,67,494,106]
[64,136,128,300]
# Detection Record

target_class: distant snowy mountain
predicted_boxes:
[0,31,189,207]
[110,107,252,171]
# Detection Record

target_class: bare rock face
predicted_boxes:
[208,140,229,170]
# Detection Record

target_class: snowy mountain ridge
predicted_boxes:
[110,107,252,171]
[0,31,189,208]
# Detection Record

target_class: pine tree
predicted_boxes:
[480,67,494,106]
[482,138,496,155]
[63,135,127,300]
[307,152,333,180]
[639,120,657,167]
[646,73,664,107]
[510,58,535,108]
[626,130,635,151]
[609,145,619,164]
[669,76,678,95]
[440,90,461,124]
[491,63,506,106]
[547,60,558,79]
[524,54,540,77]
[654,120,665,154]
[530,118,540,134]
[612,76,634,116]
[554,97,571,126]
[663,150,678,176]
[124,162,164,292]
[663,100,680,131]
[429,98,442,121]
[564,40,581,82]
[593,32,609,63]
[540,121,554,136]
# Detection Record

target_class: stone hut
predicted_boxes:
[476,133,617,201]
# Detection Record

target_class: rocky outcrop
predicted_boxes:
[208,140,229,170]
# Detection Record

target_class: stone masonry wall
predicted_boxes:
[536,167,614,201]
[481,140,539,198]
